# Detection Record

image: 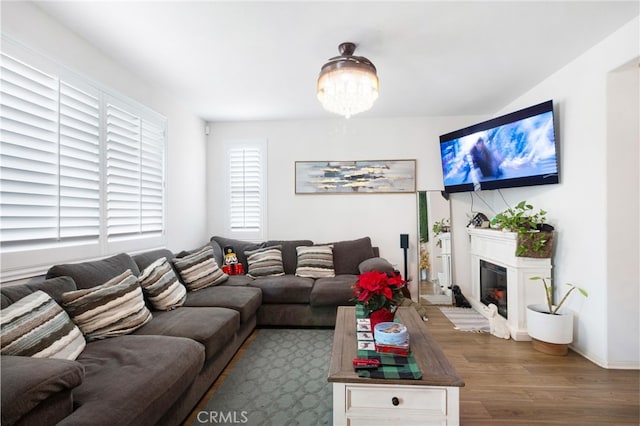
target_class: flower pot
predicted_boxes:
[516,231,553,258]
[420,269,428,281]
[526,304,574,355]
[369,308,396,329]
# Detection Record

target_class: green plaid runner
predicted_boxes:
[355,305,422,380]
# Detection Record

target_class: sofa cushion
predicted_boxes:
[359,257,395,274]
[265,239,313,275]
[183,286,262,323]
[172,246,228,291]
[220,274,255,286]
[208,239,225,268]
[132,248,175,272]
[67,335,203,426]
[211,236,265,273]
[62,270,152,341]
[133,307,239,361]
[332,237,375,275]
[1,276,77,310]
[138,257,187,311]
[1,355,84,426]
[310,275,359,306]
[249,275,314,304]
[1,291,86,360]
[295,245,335,278]
[46,253,140,290]
[245,245,285,278]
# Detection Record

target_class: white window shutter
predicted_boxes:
[225,139,267,240]
[106,102,141,239]
[140,119,164,234]
[59,82,100,240]
[1,53,59,245]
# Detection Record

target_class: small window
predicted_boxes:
[223,139,267,241]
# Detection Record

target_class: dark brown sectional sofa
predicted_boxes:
[1,236,391,426]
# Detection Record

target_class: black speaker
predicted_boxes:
[400,234,409,249]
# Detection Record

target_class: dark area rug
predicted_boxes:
[193,328,333,425]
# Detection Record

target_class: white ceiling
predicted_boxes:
[34,1,639,122]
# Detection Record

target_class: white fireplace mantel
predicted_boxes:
[467,228,551,340]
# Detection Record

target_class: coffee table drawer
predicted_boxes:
[345,384,448,414]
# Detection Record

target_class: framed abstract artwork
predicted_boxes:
[295,159,416,194]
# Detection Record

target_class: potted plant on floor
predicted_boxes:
[492,201,554,258]
[419,245,430,281]
[526,276,588,355]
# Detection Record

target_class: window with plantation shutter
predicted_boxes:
[59,82,101,240]
[0,45,166,280]
[1,53,101,247]
[106,101,164,239]
[224,139,267,241]
[140,120,164,234]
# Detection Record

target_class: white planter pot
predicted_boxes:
[526,304,574,344]
[420,269,428,281]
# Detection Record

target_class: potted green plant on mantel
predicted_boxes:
[526,276,589,355]
[492,201,554,258]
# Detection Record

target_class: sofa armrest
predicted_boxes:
[1,355,84,426]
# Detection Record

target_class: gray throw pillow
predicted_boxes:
[359,257,395,274]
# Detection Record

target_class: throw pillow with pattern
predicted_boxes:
[62,269,152,341]
[295,245,335,278]
[138,257,187,310]
[172,246,228,291]
[1,290,86,360]
[245,245,285,278]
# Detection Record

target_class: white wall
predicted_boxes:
[207,116,480,298]
[450,18,639,368]
[606,60,639,368]
[1,2,208,255]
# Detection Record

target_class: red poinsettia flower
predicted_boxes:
[351,270,406,315]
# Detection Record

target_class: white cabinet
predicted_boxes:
[333,383,459,425]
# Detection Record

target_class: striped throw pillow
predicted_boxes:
[62,270,152,341]
[172,246,228,291]
[138,257,187,310]
[1,291,86,360]
[295,245,336,278]
[245,245,285,278]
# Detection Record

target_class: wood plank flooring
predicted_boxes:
[184,296,639,425]
[418,279,639,424]
[421,302,639,424]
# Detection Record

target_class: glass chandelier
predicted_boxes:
[317,42,379,119]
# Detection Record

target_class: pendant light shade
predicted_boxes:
[317,42,379,119]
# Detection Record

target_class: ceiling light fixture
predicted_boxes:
[317,42,379,119]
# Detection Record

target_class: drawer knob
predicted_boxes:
[391,397,400,406]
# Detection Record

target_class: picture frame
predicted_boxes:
[295,159,416,194]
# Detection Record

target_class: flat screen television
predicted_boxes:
[439,100,559,193]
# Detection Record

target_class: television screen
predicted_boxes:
[440,100,559,193]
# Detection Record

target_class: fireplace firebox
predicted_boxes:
[480,260,507,318]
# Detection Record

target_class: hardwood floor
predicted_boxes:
[422,301,639,424]
[185,298,639,425]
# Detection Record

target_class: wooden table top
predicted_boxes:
[328,306,465,387]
